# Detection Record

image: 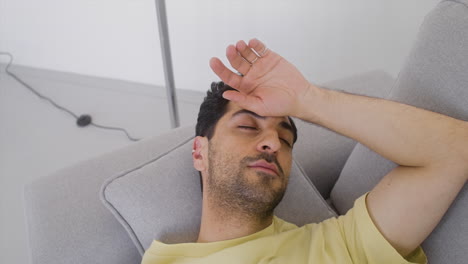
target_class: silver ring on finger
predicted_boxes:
[250,57,259,64]
[259,46,269,57]
[241,56,252,65]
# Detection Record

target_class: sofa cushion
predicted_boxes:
[101,125,337,255]
[331,1,468,263]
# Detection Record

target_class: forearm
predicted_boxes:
[297,85,468,168]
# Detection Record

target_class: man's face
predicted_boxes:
[198,102,294,217]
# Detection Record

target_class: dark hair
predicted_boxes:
[196,81,236,139]
[195,81,298,192]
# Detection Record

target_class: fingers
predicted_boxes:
[248,38,270,58]
[210,38,269,90]
[236,40,259,65]
[226,39,267,76]
[226,40,259,76]
[222,90,246,102]
[222,90,263,114]
[226,44,251,77]
[209,57,242,88]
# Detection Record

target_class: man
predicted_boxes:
[141,39,468,263]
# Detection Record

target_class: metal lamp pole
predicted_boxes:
[155,0,180,128]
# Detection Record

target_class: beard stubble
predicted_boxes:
[206,143,288,221]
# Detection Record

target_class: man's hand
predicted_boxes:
[210,38,311,118]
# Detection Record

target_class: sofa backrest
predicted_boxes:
[293,70,394,200]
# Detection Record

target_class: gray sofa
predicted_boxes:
[25,1,468,263]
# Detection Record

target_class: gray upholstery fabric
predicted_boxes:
[293,70,394,199]
[24,125,196,264]
[331,0,468,263]
[101,127,337,255]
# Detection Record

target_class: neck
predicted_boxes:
[196,193,274,243]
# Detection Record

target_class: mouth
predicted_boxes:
[247,160,279,176]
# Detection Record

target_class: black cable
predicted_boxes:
[0,52,141,141]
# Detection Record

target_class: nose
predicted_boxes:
[256,131,281,154]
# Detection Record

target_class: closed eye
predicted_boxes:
[238,126,257,130]
[281,138,293,148]
[239,126,292,148]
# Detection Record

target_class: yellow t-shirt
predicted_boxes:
[141,193,427,264]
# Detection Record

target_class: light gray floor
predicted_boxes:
[0,64,205,264]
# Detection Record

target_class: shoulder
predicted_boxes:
[272,216,299,233]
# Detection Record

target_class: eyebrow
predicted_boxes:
[231,109,295,140]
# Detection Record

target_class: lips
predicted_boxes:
[248,160,279,176]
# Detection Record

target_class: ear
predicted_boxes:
[192,136,208,172]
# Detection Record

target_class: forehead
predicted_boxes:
[223,102,291,124]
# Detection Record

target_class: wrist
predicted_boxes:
[294,83,326,124]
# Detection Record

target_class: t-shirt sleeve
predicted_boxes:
[337,192,427,264]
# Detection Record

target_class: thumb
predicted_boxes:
[222,90,263,114]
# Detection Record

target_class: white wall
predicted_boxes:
[0,0,166,84]
[1,0,440,92]
[166,0,441,90]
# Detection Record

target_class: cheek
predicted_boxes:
[222,135,254,156]
[208,141,244,170]
[280,156,293,177]
[285,162,292,176]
